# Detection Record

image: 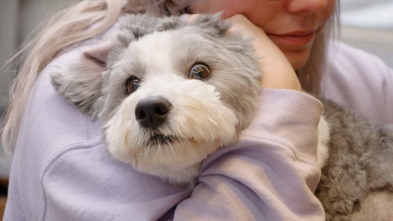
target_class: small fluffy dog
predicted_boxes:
[51,14,261,184]
[51,14,393,221]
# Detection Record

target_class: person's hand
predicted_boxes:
[183,14,301,91]
[227,14,301,91]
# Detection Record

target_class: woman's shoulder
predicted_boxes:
[321,40,393,123]
[326,41,390,73]
[23,18,124,157]
[18,15,127,152]
[4,44,103,219]
[15,46,104,164]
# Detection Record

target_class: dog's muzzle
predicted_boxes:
[135,96,171,130]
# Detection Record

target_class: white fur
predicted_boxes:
[317,115,330,168]
[104,32,238,183]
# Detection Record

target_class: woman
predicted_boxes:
[2,0,392,220]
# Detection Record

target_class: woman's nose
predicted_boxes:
[287,0,329,14]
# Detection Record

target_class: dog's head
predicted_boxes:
[51,14,262,183]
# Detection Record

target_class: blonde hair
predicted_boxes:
[1,0,337,154]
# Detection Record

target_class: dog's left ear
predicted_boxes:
[50,39,116,119]
[191,13,230,37]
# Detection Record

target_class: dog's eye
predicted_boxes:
[189,63,210,80]
[126,76,140,94]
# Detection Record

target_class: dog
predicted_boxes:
[51,14,261,184]
[51,14,393,220]
[316,98,393,221]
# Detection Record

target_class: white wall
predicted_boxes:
[0,0,20,107]
[0,0,75,109]
[19,0,76,41]
[340,0,393,68]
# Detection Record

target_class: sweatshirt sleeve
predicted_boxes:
[174,89,325,221]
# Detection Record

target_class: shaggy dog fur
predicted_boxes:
[50,14,393,220]
[316,99,393,221]
[51,14,261,184]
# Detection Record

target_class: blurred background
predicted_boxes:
[0,0,392,180]
[340,0,393,68]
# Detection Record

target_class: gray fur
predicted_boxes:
[317,98,393,221]
[51,62,103,118]
[50,13,393,220]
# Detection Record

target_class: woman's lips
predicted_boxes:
[267,31,316,47]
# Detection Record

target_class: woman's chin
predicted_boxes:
[284,50,311,71]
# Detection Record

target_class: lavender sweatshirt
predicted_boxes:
[4,30,393,220]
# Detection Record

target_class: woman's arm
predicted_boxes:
[174,88,325,220]
[227,14,302,91]
[174,16,325,220]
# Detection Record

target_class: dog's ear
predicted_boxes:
[50,38,117,119]
[191,13,230,37]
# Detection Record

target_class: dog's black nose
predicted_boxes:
[135,96,172,129]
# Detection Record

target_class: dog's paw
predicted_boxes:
[49,65,103,119]
[50,68,65,92]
